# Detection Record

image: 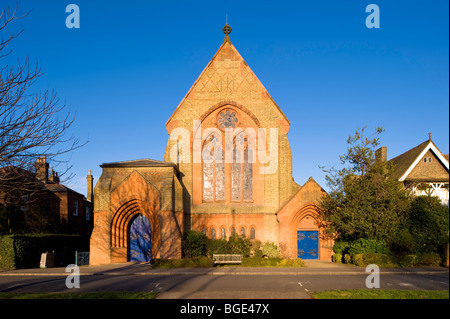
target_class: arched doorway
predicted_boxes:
[129,214,152,262]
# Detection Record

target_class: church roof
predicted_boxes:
[100,159,177,168]
[166,24,290,128]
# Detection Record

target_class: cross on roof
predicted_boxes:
[222,23,232,35]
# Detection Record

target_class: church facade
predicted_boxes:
[89,25,332,265]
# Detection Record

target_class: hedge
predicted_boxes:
[0,234,90,270]
[343,252,442,267]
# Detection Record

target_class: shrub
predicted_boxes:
[343,254,352,264]
[261,241,280,258]
[151,257,213,268]
[389,229,415,255]
[398,255,417,267]
[347,238,390,256]
[228,235,251,257]
[333,241,351,255]
[241,257,281,267]
[415,253,442,266]
[207,239,230,257]
[363,253,396,267]
[332,253,342,263]
[251,240,263,258]
[276,258,305,267]
[183,231,208,258]
[352,254,365,267]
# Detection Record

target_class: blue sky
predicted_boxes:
[2,0,448,196]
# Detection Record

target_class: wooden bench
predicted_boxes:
[213,254,243,265]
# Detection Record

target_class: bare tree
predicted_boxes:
[0,6,85,232]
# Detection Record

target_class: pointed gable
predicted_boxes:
[389,139,449,182]
[166,34,289,133]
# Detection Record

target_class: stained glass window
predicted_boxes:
[240,227,246,238]
[211,227,216,239]
[232,132,253,202]
[218,109,238,129]
[203,133,225,202]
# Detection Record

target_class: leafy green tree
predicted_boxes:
[318,126,412,242]
[408,196,449,254]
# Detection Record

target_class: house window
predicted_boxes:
[86,206,90,221]
[250,226,255,240]
[230,227,236,237]
[201,227,207,235]
[424,157,432,163]
[73,199,78,216]
[240,227,246,238]
[211,227,216,240]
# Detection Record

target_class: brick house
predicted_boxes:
[90,25,332,265]
[376,134,449,206]
[0,156,94,235]
[36,157,95,235]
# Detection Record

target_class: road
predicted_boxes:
[0,271,448,299]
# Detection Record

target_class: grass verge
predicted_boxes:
[312,289,449,299]
[0,291,158,299]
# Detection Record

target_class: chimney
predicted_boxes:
[375,146,387,163]
[34,156,49,182]
[49,168,60,183]
[86,169,94,203]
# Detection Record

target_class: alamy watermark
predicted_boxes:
[366,4,380,29]
[65,264,80,289]
[65,4,80,29]
[365,264,380,288]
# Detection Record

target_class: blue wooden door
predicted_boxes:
[297,230,319,260]
[129,214,152,262]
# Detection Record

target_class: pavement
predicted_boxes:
[0,259,448,276]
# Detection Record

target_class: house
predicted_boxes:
[0,156,94,235]
[89,24,333,265]
[376,134,449,206]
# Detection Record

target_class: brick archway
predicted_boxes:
[110,199,161,262]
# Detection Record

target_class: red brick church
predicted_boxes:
[89,25,332,265]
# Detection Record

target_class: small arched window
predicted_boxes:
[221,227,226,239]
[240,227,246,238]
[230,227,236,237]
[211,227,216,240]
[201,227,207,235]
[250,227,255,240]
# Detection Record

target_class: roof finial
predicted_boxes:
[429,132,431,140]
[222,18,232,43]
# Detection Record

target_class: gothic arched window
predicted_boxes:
[232,131,253,202]
[250,226,255,240]
[201,108,254,203]
[202,133,225,202]
[221,227,226,239]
